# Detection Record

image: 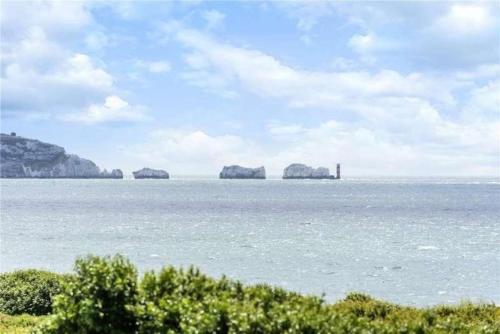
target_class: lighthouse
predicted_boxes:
[336,163,341,179]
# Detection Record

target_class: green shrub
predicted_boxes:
[133,267,334,333]
[38,255,138,334]
[37,255,500,333]
[0,270,66,316]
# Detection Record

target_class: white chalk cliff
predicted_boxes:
[283,163,332,179]
[133,168,169,179]
[0,133,123,178]
[219,165,266,179]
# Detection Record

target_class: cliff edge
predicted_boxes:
[283,163,336,179]
[0,133,123,178]
[219,165,266,179]
[133,168,169,179]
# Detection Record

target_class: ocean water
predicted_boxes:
[1,177,499,306]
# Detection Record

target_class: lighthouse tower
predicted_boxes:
[336,163,341,179]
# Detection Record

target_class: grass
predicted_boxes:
[0,313,46,334]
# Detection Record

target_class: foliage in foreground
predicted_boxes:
[0,270,67,316]
[0,313,46,334]
[31,255,499,334]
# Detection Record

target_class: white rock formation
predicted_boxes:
[101,169,124,179]
[133,168,169,179]
[283,163,333,179]
[311,167,330,178]
[283,164,313,178]
[219,165,266,179]
[0,133,123,178]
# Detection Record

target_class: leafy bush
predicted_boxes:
[37,255,500,333]
[133,267,334,333]
[39,255,138,334]
[0,270,66,316]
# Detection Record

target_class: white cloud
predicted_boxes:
[330,57,359,71]
[124,129,262,174]
[269,1,337,44]
[348,33,376,53]
[184,52,211,69]
[454,63,500,81]
[2,31,114,115]
[330,2,500,68]
[202,10,225,30]
[433,4,496,35]
[347,31,398,64]
[264,94,499,175]
[267,124,304,136]
[347,32,380,64]
[85,31,110,50]
[135,60,172,73]
[62,95,149,124]
[2,2,498,176]
[123,114,499,176]
[0,1,92,41]
[2,38,114,115]
[273,1,335,32]
[109,1,137,20]
[1,27,64,66]
[462,80,500,121]
[265,120,499,176]
[61,54,114,88]
[180,69,238,99]
[152,23,499,176]
[162,25,455,108]
[0,3,130,120]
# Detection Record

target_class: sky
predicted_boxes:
[1,0,499,176]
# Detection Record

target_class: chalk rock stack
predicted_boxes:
[101,169,124,179]
[0,133,123,178]
[133,168,169,179]
[219,165,266,179]
[283,163,333,179]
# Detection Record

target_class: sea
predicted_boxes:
[1,176,499,306]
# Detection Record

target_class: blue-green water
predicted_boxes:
[1,177,499,306]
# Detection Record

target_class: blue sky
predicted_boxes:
[1,1,499,176]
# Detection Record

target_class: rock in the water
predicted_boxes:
[133,167,169,179]
[110,169,123,178]
[101,169,124,179]
[311,167,330,178]
[219,165,266,179]
[0,133,123,178]
[283,163,334,179]
[283,163,313,178]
